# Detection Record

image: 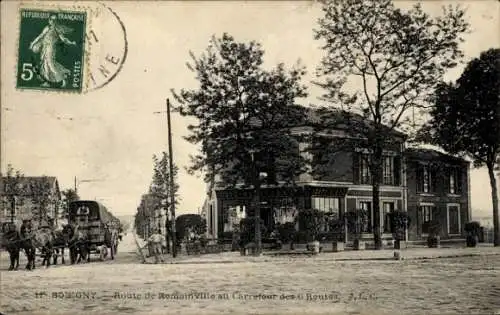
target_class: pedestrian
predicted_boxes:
[148,229,164,264]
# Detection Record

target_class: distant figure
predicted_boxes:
[148,229,164,264]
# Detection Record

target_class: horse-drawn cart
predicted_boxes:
[68,200,120,261]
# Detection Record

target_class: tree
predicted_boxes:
[174,33,309,254]
[314,0,469,249]
[29,176,54,225]
[175,214,207,241]
[61,188,80,221]
[419,48,500,246]
[3,165,24,223]
[149,151,180,252]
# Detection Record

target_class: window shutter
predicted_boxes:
[416,164,423,192]
[457,168,463,194]
[352,152,360,184]
[444,168,450,194]
[394,156,401,186]
[431,167,437,193]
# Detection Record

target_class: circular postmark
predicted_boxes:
[84,2,128,93]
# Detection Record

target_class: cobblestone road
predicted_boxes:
[1,250,500,315]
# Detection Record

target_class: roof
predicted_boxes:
[302,105,407,139]
[245,104,406,139]
[0,176,60,196]
[404,148,469,165]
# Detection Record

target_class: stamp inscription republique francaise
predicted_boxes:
[16,9,86,93]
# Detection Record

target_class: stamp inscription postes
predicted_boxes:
[16,9,87,93]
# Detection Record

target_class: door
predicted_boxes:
[448,205,460,235]
[383,202,395,233]
[260,206,273,236]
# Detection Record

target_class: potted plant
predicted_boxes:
[426,220,442,248]
[298,209,323,254]
[464,221,481,247]
[328,215,346,252]
[239,217,266,256]
[345,209,367,250]
[277,222,296,251]
[389,211,411,249]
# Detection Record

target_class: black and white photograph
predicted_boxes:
[1,1,499,314]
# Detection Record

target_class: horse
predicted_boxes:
[20,234,37,270]
[51,227,68,265]
[32,227,56,268]
[63,224,90,264]
[2,224,21,271]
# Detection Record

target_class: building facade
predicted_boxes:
[135,193,168,239]
[0,176,62,228]
[201,108,471,243]
[405,148,470,241]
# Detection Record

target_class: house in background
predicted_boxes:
[202,106,420,242]
[405,148,470,241]
[200,106,472,243]
[135,193,166,239]
[0,176,62,228]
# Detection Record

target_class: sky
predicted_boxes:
[1,0,499,219]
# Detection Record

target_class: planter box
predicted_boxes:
[281,243,292,251]
[466,235,478,247]
[333,241,344,252]
[427,236,441,248]
[353,240,365,251]
[307,241,320,255]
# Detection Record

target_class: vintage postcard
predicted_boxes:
[1,1,499,315]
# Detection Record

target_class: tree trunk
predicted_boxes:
[254,176,262,255]
[10,197,15,223]
[372,146,383,250]
[487,162,500,246]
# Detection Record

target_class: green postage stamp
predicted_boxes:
[16,9,87,93]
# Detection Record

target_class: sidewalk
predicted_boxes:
[139,243,500,265]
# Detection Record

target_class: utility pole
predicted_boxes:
[74,176,77,195]
[166,98,177,258]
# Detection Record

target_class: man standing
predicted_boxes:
[148,229,164,264]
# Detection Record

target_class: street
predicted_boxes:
[1,240,499,315]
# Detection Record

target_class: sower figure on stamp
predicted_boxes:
[29,14,76,88]
[148,229,164,264]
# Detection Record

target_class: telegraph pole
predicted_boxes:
[166,98,177,258]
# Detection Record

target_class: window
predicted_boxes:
[448,169,461,194]
[420,205,434,234]
[360,155,371,185]
[383,157,394,185]
[417,165,435,193]
[359,201,372,233]
[311,197,340,214]
[383,202,395,233]
[423,167,430,192]
[223,205,246,232]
